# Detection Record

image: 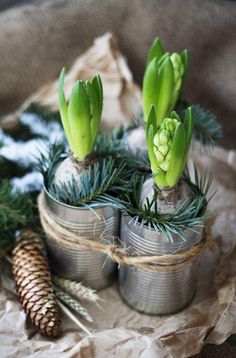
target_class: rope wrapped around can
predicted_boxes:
[38,192,208,271]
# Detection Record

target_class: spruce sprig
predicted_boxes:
[0,181,32,250]
[126,104,222,150]
[36,135,149,207]
[176,103,222,148]
[48,157,126,207]
[118,167,211,242]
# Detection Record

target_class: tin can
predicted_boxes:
[119,213,203,315]
[43,189,119,290]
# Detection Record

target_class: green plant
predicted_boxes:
[49,157,126,207]
[146,105,194,187]
[119,168,211,241]
[177,103,223,148]
[58,68,103,161]
[0,180,32,252]
[143,37,188,125]
[37,130,151,207]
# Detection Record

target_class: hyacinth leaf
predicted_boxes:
[146,107,166,186]
[147,125,164,179]
[180,49,189,75]
[155,57,175,126]
[86,82,101,150]
[87,76,103,150]
[153,168,167,187]
[146,119,159,175]
[183,106,194,162]
[146,37,165,67]
[58,68,72,145]
[170,111,181,122]
[76,82,92,158]
[176,106,194,179]
[85,81,96,152]
[68,81,91,160]
[146,105,157,143]
[158,52,169,67]
[90,75,102,111]
[143,38,189,127]
[166,122,185,186]
[143,58,159,122]
[58,68,103,161]
[95,74,103,114]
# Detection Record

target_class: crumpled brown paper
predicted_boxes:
[1,33,236,358]
[2,33,141,133]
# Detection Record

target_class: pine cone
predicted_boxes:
[12,230,61,338]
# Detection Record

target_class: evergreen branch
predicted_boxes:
[52,275,100,303]
[48,157,126,207]
[177,103,222,148]
[117,167,211,242]
[94,131,149,177]
[24,103,61,124]
[35,141,67,187]
[0,156,30,180]
[126,107,143,131]
[54,287,93,322]
[127,103,222,150]
[0,180,33,251]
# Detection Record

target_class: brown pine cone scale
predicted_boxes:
[12,230,61,338]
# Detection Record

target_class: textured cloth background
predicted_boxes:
[0,0,236,148]
[0,1,236,357]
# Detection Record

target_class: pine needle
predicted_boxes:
[117,166,212,242]
[0,181,32,251]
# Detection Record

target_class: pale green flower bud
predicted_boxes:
[154,147,164,163]
[146,105,193,188]
[166,121,174,132]
[152,114,183,174]
[159,161,169,172]
[159,130,169,144]
[159,144,169,156]
[170,53,184,80]
[153,133,161,147]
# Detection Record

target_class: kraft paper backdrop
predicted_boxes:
[1,33,236,358]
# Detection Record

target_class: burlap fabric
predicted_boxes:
[0,0,236,148]
[0,1,236,357]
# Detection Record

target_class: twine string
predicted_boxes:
[38,192,208,271]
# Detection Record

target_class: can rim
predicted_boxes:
[44,186,113,211]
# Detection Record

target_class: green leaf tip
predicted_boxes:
[143,37,189,126]
[146,37,165,67]
[58,68,103,161]
[146,106,194,188]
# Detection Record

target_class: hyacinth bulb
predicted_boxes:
[146,105,194,188]
[143,37,188,126]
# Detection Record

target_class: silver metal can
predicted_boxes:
[43,189,119,290]
[119,213,203,315]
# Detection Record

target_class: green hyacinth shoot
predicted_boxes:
[58,68,103,161]
[146,105,194,187]
[143,37,188,126]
